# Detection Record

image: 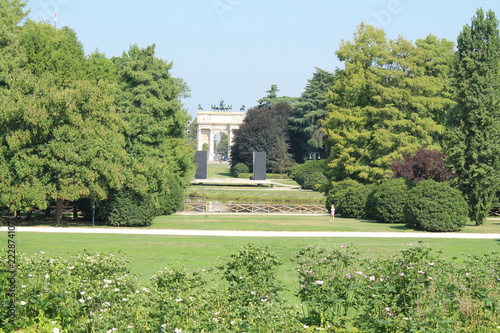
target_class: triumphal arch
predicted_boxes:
[196,101,246,161]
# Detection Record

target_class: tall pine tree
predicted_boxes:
[446,9,500,225]
[289,68,333,162]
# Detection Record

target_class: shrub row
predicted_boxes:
[326,179,469,232]
[2,244,498,332]
[289,161,328,190]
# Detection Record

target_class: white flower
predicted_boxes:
[161,324,167,328]
[126,325,133,329]
[40,251,45,254]
[78,299,85,303]
[113,288,120,292]
[174,328,182,333]
[315,280,324,285]
[20,301,27,305]
[369,276,376,281]
[103,302,110,307]
[103,284,109,288]
[49,259,55,264]
[44,274,50,279]
[175,298,183,302]
[103,279,113,284]
[21,285,26,288]
[80,291,86,295]
[68,266,75,270]
[53,328,60,333]
[122,298,129,301]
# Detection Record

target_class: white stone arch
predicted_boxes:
[196,110,245,161]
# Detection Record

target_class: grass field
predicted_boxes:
[13,231,500,304]
[151,214,500,233]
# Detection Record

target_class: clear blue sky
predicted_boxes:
[26,0,500,118]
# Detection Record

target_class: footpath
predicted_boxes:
[4,226,500,239]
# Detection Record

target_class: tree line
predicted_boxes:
[0,0,195,225]
[230,8,500,226]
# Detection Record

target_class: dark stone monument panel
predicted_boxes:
[195,151,208,179]
[253,152,266,180]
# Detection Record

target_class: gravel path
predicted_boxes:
[4,226,500,239]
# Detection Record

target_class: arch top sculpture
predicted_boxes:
[196,107,246,161]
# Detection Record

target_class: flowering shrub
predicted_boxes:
[1,244,499,332]
[291,243,500,332]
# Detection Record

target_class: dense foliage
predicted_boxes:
[372,179,412,223]
[230,103,294,174]
[3,244,499,332]
[230,162,249,177]
[323,25,454,185]
[404,180,469,232]
[0,2,194,223]
[289,160,327,190]
[390,148,452,184]
[446,9,500,226]
[289,68,333,161]
[336,183,375,218]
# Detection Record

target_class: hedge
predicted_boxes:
[404,180,469,232]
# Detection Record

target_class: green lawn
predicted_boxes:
[13,232,500,304]
[207,162,232,178]
[149,214,500,233]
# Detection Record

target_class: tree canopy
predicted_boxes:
[0,21,128,223]
[323,24,455,185]
[0,4,194,223]
[445,8,500,225]
[289,68,333,162]
[231,103,294,174]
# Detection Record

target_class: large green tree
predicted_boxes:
[289,68,333,161]
[231,103,294,174]
[446,9,500,225]
[0,19,129,224]
[112,44,195,217]
[323,24,455,185]
[0,0,26,89]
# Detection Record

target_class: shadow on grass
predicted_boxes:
[1,217,106,227]
[355,218,410,231]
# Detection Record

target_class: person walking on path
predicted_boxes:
[330,204,335,222]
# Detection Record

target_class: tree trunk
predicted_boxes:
[73,204,78,220]
[24,211,32,220]
[55,198,64,225]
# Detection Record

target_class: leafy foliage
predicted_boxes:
[325,179,361,213]
[102,189,156,226]
[231,162,249,177]
[337,184,376,218]
[289,68,333,161]
[289,160,327,190]
[230,103,294,174]
[372,178,412,223]
[390,148,452,183]
[3,245,499,332]
[323,24,454,184]
[445,9,500,226]
[404,180,468,231]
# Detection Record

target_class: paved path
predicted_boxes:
[4,226,500,239]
